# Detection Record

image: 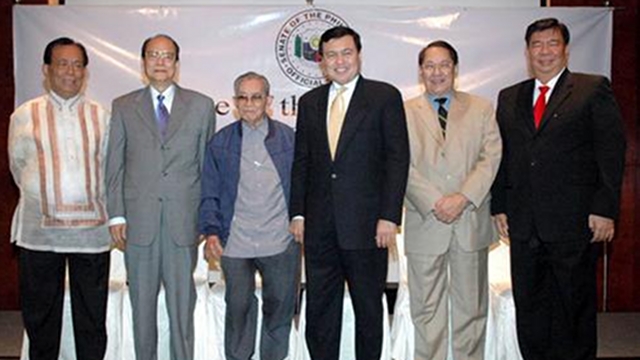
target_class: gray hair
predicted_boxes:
[233,71,271,96]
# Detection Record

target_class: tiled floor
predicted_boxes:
[597,312,640,359]
[0,311,22,359]
[1,311,639,359]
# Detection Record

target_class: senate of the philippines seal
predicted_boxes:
[275,9,349,88]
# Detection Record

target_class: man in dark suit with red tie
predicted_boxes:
[491,18,626,360]
[289,26,409,359]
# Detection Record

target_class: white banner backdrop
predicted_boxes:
[11,7,613,359]
[13,6,612,129]
[63,0,539,7]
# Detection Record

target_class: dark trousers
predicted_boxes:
[19,248,110,360]
[304,228,388,360]
[221,241,301,360]
[510,234,598,360]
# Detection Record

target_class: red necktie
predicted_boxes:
[533,85,550,128]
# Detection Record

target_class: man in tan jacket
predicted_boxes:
[404,40,502,360]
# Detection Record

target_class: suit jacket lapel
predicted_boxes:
[517,79,536,135]
[315,84,331,160]
[447,91,469,144]
[334,77,367,160]
[135,87,162,140]
[538,70,572,132]
[415,94,445,147]
[164,85,186,142]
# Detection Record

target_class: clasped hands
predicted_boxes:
[433,193,470,224]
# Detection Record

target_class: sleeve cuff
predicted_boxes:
[108,217,126,226]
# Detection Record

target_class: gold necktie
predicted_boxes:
[328,86,347,159]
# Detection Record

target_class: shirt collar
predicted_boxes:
[151,84,176,101]
[535,68,565,92]
[331,75,360,93]
[426,91,453,109]
[48,91,82,110]
[242,116,269,136]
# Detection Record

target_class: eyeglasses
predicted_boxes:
[235,94,267,104]
[145,50,176,61]
[52,60,85,71]
[422,61,454,73]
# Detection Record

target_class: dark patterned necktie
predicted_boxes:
[156,94,170,139]
[435,97,448,138]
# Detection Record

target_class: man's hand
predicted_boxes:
[434,193,469,224]
[204,235,224,261]
[589,214,615,242]
[493,213,509,239]
[289,218,304,243]
[109,224,127,251]
[376,219,398,260]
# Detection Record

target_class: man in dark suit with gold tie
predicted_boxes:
[491,18,626,360]
[289,26,409,359]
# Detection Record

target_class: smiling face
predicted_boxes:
[420,46,456,97]
[143,36,179,92]
[527,28,569,84]
[320,35,361,86]
[43,44,86,99]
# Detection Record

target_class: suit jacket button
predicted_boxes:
[331,173,337,179]
[530,161,536,167]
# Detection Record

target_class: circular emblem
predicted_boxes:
[275,9,349,88]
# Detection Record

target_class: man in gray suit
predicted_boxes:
[106,34,216,360]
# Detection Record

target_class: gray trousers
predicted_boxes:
[221,241,301,360]
[125,230,197,360]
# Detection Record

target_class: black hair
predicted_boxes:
[141,34,181,61]
[319,26,362,56]
[418,40,459,66]
[43,37,88,66]
[525,18,570,45]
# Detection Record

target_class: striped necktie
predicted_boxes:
[435,97,448,138]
